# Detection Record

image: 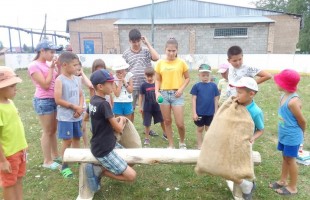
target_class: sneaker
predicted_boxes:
[85,163,101,192]
[179,143,187,150]
[162,133,168,141]
[149,130,159,136]
[144,138,150,145]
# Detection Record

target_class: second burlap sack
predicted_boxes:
[195,96,255,182]
[115,117,142,148]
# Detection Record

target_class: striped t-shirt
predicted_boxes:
[122,48,152,90]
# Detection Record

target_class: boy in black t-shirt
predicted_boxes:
[85,69,136,192]
[138,67,166,145]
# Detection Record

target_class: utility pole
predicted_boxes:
[151,0,154,47]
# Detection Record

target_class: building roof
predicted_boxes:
[66,0,301,32]
[114,16,275,25]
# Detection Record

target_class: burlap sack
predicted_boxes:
[195,96,255,182]
[115,118,142,148]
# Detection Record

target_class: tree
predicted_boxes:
[254,0,310,53]
[0,41,3,51]
[22,44,31,53]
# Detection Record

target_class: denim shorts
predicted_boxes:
[32,97,57,115]
[58,120,83,140]
[96,142,127,175]
[160,90,184,106]
[277,142,300,158]
[113,102,133,115]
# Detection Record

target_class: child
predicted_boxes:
[0,67,28,200]
[155,38,190,149]
[112,62,134,121]
[270,69,306,196]
[217,63,229,106]
[230,77,265,200]
[85,69,136,192]
[190,64,219,149]
[76,61,93,148]
[138,67,166,145]
[54,52,84,178]
[28,39,61,169]
[226,45,272,98]
[123,29,160,122]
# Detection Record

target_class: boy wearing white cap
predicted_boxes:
[0,67,28,200]
[112,62,134,121]
[230,77,265,200]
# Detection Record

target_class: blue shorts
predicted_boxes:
[113,102,133,115]
[194,115,214,127]
[143,111,163,126]
[32,98,57,115]
[160,90,184,106]
[96,143,128,175]
[58,121,83,140]
[277,142,300,158]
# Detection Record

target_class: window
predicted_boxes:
[214,28,248,38]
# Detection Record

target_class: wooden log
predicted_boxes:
[64,148,261,165]
[77,163,94,200]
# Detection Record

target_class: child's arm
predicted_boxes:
[74,88,84,118]
[192,95,198,121]
[54,79,83,115]
[175,71,190,98]
[155,72,162,100]
[250,111,265,143]
[289,98,306,133]
[30,59,57,90]
[109,116,126,133]
[138,94,143,114]
[0,144,11,173]
[214,96,219,114]
[251,129,264,143]
[256,70,272,84]
[124,77,133,93]
[80,69,93,89]
[113,81,122,97]
[109,94,114,108]
[141,36,160,61]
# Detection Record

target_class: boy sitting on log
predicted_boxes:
[86,69,136,192]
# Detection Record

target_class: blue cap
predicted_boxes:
[35,40,63,52]
[90,69,114,85]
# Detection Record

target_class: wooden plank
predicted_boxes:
[76,163,94,200]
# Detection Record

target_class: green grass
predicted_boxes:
[1,69,309,200]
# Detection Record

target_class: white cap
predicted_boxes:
[229,77,258,92]
[112,61,129,71]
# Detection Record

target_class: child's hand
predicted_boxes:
[139,108,143,114]
[175,89,183,98]
[0,160,12,173]
[193,113,199,121]
[141,36,149,45]
[249,137,255,144]
[73,106,83,118]
[155,91,161,102]
[50,56,58,68]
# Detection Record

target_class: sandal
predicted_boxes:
[269,182,286,190]
[42,162,61,170]
[53,156,62,163]
[61,167,73,178]
[276,187,297,196]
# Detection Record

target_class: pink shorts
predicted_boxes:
[0,150,26,187]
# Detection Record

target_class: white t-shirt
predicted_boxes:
[227,64,261,97]
[113,72,134,102]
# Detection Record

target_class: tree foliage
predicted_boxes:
[0,41,3,51]
[255,0,310,53]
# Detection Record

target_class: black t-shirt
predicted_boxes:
[140,81,161,112]
[89,95,115,157]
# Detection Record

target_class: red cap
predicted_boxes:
[274,69,300,92]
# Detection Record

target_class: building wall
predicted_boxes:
[266,15,301,53]
[118,23,269,54]
[68,19,117,54]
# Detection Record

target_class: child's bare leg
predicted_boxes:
[160,105,174,147]
[144,126,151,140]
[196,126,204,149]
[279,155,289,184]
[102,166,136,182]
[81,119,88,148]
[172,106,185,144]
[16,177,23,200]
[276,156,298,194]
[71,137,81,148]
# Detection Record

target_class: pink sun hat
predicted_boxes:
[274,69,300,92]
[217,63,230,73]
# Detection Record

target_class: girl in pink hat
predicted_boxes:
[270,69,307,196]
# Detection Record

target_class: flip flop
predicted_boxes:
[276,187,297,196]
[242,181,256,200]
[269,182,286,190]
[61,167,73,178]
[42,162,61,170]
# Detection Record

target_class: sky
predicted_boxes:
[0,0,254,48]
